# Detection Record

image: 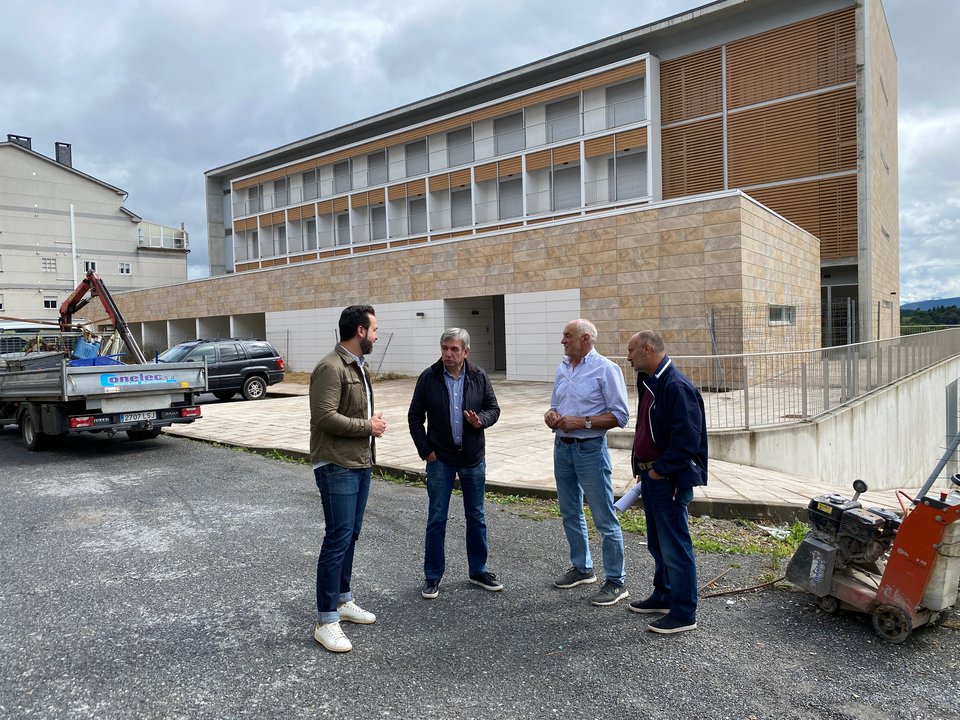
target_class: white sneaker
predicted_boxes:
[314,621,352,652]
[338,600,376,625]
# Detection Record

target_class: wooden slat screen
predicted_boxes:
[551,143,580,166]
[615,127,647,151]
[299,203,316,218]
[406,179,426,196]
[585,136,614,158]
[660,47,722,124]
[259,213,274,227]
[661,118,724,198]
[368,188,385,204]
[526,150,551,171]
[333,197,349,212]
[317,200,334,215]
[388,183,407,200]
[272,211,285,225]
[728,87,855,187]
[450,169,471,187]
[726,8,855,109]
[499,156,521,176]
[351,192,369,208]
[234,60,647,190]
[233,218,252,232]
[474,162,498,183]
[288,206,303,221]
[429,173,449,192]
[747,174,857,259]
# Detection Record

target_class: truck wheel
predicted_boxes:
[241,375,267,401]
[19,406,47,451]
[213,391,236,401]
[127,428,163,441]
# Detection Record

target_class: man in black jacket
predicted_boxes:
[408,328,502,599]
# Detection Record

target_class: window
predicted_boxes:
[41,257,57,272]
[552,165,581,210]
[367,151,388,185]
[302,169,318,201]
[606,78,645,127]
[408,197,427,235]
[546,97,580,142]
[451,189,472,228]
[248,185,262,213]
[447,127,474,167]
[275,224,287,255]
[84,260,97,272]
[494,113,524,155]
[118,262,132,275]
[405,139,428,176]
[43,296,57,309]
[608,151,646,201]
[305,219,317,250]
[186,345,216,364]
[371,206,387,240]
[218,343,242,362]
[334,161,351,194]
[499,178,523,219]
[0,293,4,311]
[768,305,797,325]
[274,177,289,207]
[335,211,350,245]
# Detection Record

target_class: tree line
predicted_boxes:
[901,305,960,326]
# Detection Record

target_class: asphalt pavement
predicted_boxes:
[1,430,958,720]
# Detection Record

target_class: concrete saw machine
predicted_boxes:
[786,471,960,644]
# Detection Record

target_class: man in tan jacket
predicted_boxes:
[310,304,387,653]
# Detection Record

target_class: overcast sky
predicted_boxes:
[2,0,955,303]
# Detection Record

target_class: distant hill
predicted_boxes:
[901,297,960,311]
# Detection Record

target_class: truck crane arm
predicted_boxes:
[58,270,147,364]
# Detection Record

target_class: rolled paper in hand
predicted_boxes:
[614,483,643,512]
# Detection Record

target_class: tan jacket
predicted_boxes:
[309,345,375,468]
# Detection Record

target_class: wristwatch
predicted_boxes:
[584,416,592,429]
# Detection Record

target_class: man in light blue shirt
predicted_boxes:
[544,318,630,606]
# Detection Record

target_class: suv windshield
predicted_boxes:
[157,344,196,362]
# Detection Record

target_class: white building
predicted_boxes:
[0,135,189,322]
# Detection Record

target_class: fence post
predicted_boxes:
[823,355,830,413]
[801,362,808,419]
[743,363,750,430]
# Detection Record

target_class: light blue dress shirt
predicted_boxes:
[549,348,629,438]
[444,369,465,445]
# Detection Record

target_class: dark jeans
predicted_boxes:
[640,475,697,622]
[424,458,488,580]
[315,464,371,624]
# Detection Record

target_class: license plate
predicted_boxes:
[120,411,156,422]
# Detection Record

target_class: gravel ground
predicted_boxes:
[0,428,957,720]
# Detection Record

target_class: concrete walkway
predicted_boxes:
[165,377,919,520]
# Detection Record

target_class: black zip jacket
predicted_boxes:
[407,358,500,468]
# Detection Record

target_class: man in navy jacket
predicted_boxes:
[408,328,501,599]
[626,330,707,634]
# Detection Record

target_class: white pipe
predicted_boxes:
[69,203,77,287]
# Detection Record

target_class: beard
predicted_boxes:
[359,336,374,355]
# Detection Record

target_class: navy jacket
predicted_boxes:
[633,356,708,488]
[407,358,500,468]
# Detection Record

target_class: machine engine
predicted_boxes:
[806,491,901,566]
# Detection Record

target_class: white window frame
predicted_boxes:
[43,296,58,309]
[118,262,132,275]
[84,260,97,273]
[41,257,57,272]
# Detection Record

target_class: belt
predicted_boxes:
[635,461,656,470]
[557,436,595,444]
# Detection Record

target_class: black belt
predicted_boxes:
[635,461,656,470]
[557,436,595,444]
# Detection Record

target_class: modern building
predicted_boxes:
[0,135,189,324]
[119,0,897,377]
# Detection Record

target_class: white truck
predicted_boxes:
[0,271,205,450]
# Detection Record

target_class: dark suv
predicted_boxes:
[157,339,285,401]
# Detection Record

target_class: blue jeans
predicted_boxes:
[553,436,625,585]
[315,464,371,625]
[424,458,488,580]
[640,475,697,622]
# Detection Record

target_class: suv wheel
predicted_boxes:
[241,375,267,401]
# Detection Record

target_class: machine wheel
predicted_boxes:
[127,428,163,441]
[817,596,840,614]
[872,605,912,644]
[241,375,267,401]
[212,391,236,401]
[19,406,47,451]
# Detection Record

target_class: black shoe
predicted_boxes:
[589,580,629,606]
[554,566,597,588]
[629,596,670,614]
[421,579,440,599]
[469,571,504,592]
[648,615,697,634]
